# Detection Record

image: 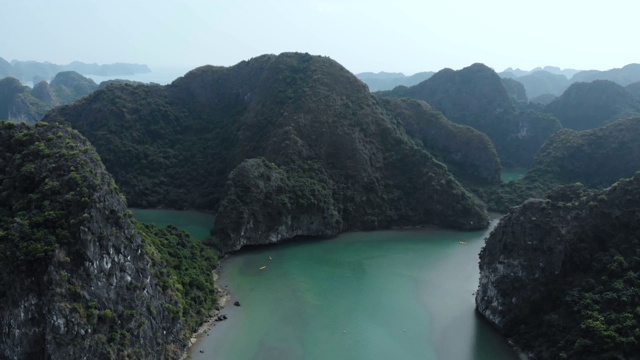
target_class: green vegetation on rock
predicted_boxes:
[478,117,640,211]
[380,97,500,185]
[49,71,98,104]
[378,63,562,167]
[477,173,640,358]
[45,52,491,252]
[0,72,100,123]
[0,121,217,359]
[0,77,50,122]
[501,77,527,102]
[545,80,640,130]
[135,221,218,334]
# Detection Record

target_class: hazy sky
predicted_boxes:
[3,0,638,75]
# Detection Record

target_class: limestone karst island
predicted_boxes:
[2,52,640,360]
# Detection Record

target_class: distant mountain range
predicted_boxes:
[545,80,640,130]
[44,53,495,252]
[5,52,640,358]
[377,63,561,168]
[355,71,434,92]
[0,57,150,83]
[502,64,640,100]
[359,64,640,102]
[0,71,139,122]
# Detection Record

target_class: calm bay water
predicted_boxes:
[501,168,527,183]
[129,208,214,240]
[85,66,192,85]
[129,209,515,359]
[186,220,516,360]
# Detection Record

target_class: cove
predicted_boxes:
[129,208,214,240]
[188,220,517,360]
[501,168,527,183]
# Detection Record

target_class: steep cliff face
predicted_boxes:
[476,176,640,358]
[31,81,57,105]
[501,77,527,102]
[481,117,640,212]
[49,71,98,104]
[0,77,50,123]
[213,158,342,251]
[45,53,491,253]
[476,198,570,329]
[545,80,640,130]
[379,63,561,167]
[380,97,501,185]
[0,122,217,359]
[0,72,100,123]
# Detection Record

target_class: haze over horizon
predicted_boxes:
[3,0,639,75]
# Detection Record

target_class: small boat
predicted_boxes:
[259,266,267,270]
[458,241,467,245]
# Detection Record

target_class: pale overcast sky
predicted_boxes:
[2,0,638,74]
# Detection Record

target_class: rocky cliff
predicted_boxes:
[0,122,217,359]
[48,71,98,105]
[0,72,99,123]
[0,77,50,122]
[545,80,640,130]
[45,53,492,253]
[479,117,640,211]
[378,63,562,167]
[380,97,501,185]
[476,175,640,358]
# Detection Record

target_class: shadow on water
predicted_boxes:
[472,311,519,359]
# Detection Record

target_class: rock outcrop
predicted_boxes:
[480,117,640,212]
[213,158,342,251]
[545,80,640,131]
[380,97,501,185]
[0,122,217,359]
[45,52,492,253]
[0,77,49,122]
[0,72,100,123]
[476,175,640,358]
[378,63,562,167]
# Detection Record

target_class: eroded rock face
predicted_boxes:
[476,199,569,328]
[213,158,342,252]
[0,122,199,359]
[379,63,562,168]
[476,176,640,358]
[381,97,501,185]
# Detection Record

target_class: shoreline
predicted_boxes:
[179,267,231,360]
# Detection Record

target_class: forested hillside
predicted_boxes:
[378,63,561,167]
[0,121,217,359]
[479,117,640,211]
[46,53,495,251]
[477,174,640,358]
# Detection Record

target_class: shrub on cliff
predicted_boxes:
[45,52,492,251]
[477,173,640,358]
[0,121,218,359]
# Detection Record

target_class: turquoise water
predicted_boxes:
[188,221,516,360]
[129,208,214,240]
[500,168,527,183]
